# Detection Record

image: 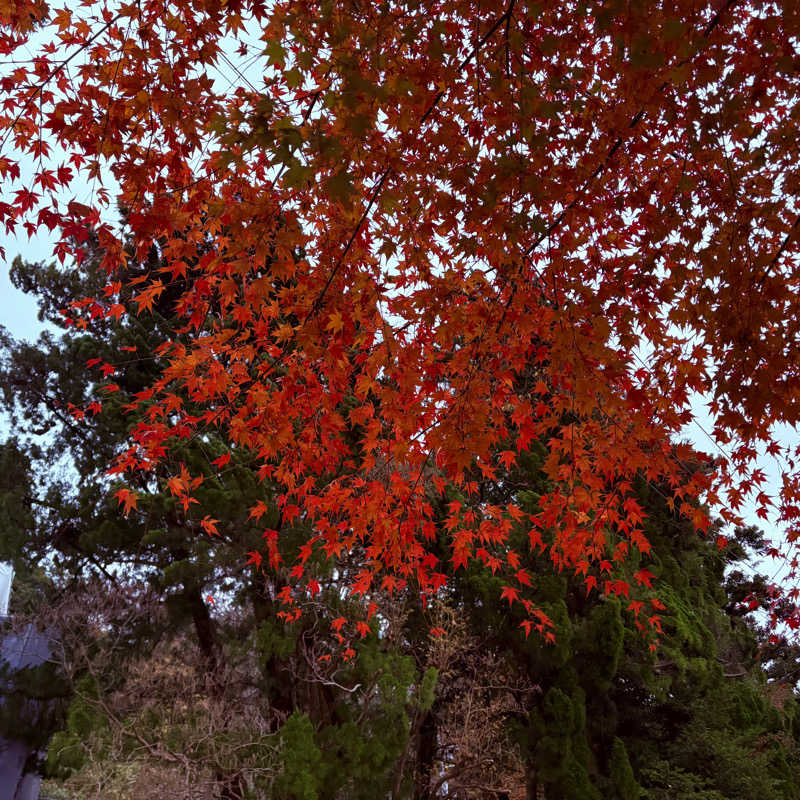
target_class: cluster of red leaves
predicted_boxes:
[3,0,800,636]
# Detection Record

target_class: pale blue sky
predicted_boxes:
[0,236,49,341]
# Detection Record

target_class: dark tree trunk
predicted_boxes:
[414,708,437,800]
[185,583,220,669]
[525,765,539,800]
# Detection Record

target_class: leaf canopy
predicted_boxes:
[1,0,800,627]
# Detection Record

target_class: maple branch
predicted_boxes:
[757,212,800,287]
[504,4,513,78]
[523,0,739,260]
[496,101,650,331]
[702,0,740,38]
[500,0,742,321]
[90,14,137,208]
[305,165,391,322]
[521,106,648,265]
[420,0,516,125]
[0,12,123,154]
[308,0,517,320]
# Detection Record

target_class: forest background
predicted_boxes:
[2,251,799,799]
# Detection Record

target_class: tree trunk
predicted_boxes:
[525,765,539,800]
[413,708,437,800]
[185,583,220,669]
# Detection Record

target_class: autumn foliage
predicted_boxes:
[2,0,800,634]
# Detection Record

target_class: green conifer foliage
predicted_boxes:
[431,442,800,800]
[609,738,640,800]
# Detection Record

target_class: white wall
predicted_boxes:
[0,563,13,616]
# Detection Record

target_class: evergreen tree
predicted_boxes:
[419,446,800,800]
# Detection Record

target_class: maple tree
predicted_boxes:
[2,0,800,633]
